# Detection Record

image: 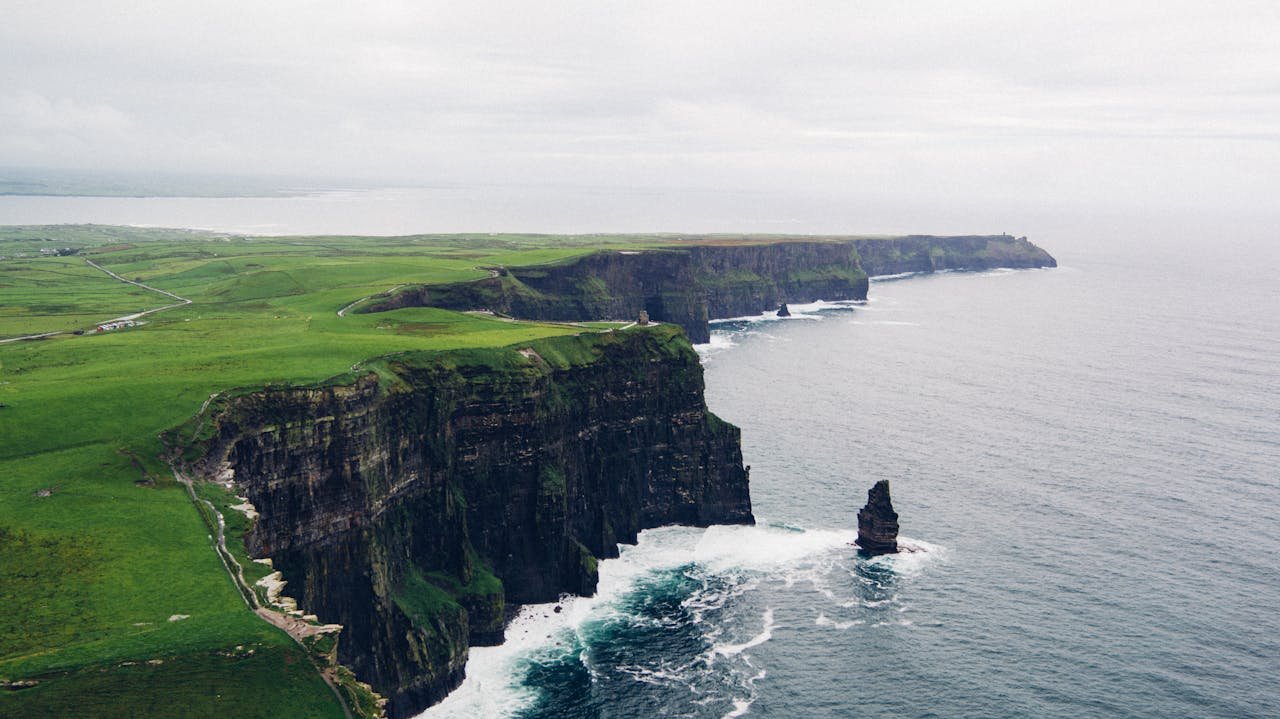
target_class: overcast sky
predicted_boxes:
[2,1,1278,218]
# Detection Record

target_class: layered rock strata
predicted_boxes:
[852,235,1056,277]
[195,327,752,717]
[366,235,1056,342]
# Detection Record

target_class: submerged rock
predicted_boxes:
[855,480,899,555]
[777,303,791,317]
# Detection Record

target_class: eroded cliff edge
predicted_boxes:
[193,326,752,718]
[364,234,1055,342]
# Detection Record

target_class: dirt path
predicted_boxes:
[0,330,63,344]
[85,258,190,305]
[84,258,192,323]
[172,465,355,719]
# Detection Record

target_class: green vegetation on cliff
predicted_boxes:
[0,225,1053,718]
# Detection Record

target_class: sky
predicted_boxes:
[2,1,1279,223]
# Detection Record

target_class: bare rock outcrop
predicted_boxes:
[855,480,899,555]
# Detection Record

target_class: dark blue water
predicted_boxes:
[425,238,1280,719]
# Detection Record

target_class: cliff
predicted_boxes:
[685,242,867,325]
[367,242,866,344]
[366,235,1055,342]
[851,235,1057,276]
[373,250,713,341]
[194,326,752,718]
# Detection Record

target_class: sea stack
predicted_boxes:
[855,480,899,555]
[777,303,791,317]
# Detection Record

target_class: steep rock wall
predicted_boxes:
[852,235,1057,276]
[366,235,1054,342]
[685,242,868,321]
[366,250,713,340]
[195,327,751,718]
[366,242,866,343]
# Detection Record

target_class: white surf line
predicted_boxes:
[0,259,193,344]
[711,608,776,658]
[337,284,405,317]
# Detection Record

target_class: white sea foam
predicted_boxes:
[708,299,862,326]
[712,608,775,658]
[694,332,739,360]
[785,299,861,314]
[417,523,856,718]
[862,536,947,577]
[615,662,694,687]
[814,612,864,630]
[696,525,856,578]
[421,528,943,717]
[721,668,767,718]
[416,600,575,718]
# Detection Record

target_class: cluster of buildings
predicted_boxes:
[95,319,138,333]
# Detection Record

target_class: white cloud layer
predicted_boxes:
[2,1,1277,214]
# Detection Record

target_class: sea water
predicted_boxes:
[423,239,1280,718]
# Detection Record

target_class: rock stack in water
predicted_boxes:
[777,303,791,317]
[855,480,899,555]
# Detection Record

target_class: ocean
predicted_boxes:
[3,192,1276,718]
[423,236,1280,718]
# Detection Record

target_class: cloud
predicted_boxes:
[0,1,1277,214]
[0,92,131,133]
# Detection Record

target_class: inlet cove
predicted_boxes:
[0,228,1054,718]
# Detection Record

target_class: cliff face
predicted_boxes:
[367,235,1054,342]
[369,250,712,341]
[196,327,752,718]
[852,235,1058,276]
[686,242,867,321]
[366,242,866,343]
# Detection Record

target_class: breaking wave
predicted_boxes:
[418,524,942,719]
